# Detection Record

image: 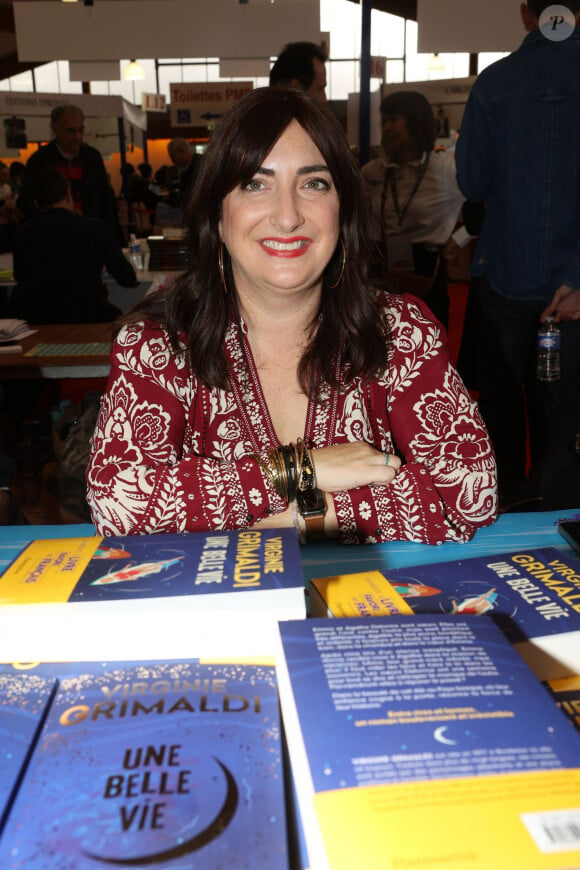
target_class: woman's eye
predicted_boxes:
[244,178,266,191]
[304,177,330,191]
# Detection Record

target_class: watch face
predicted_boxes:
[297,488,326,517]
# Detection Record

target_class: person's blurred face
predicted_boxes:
[219,120,340,303]
[170,145,192,169]
[306,57,327,104]
[52,109,84,157]
[381,113,415,159]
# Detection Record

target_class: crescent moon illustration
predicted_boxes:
[434,726,457,746]
[82,756,238,867]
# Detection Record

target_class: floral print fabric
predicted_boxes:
[87,292,497,543]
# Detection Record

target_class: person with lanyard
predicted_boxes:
[362,90,465,328]
[86,87,497,544]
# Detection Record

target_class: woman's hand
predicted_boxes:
[312,441,401,493]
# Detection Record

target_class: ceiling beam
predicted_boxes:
[346,0,417,20]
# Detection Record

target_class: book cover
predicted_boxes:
[0,673,57,830]
[544,675,580,733]
[309,547,580,680]
[0,660,288,869]
[309,569,413,618]
[0,529,306,661]
[276,615,580,870]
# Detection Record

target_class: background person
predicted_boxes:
[166,137,200,210]
[86,88,497,543]
[17,104,116,227]
[8,161,25,198]
[0,160,18,252]
[455,0,580,508]
[10,168,137,324]
[269,42,328,104]
[435,106,449,138]
[362,90,464,328]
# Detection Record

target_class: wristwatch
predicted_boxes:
[297,487,327,542]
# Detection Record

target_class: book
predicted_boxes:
[308,547,580,681]
[0,673,57,830]
[0,318,35,344]
[0,529,306,662]
[544,675,580,733]
[558,519,580,556]
[0,659,289,868]
[276,615,580,870]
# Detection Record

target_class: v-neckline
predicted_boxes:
[224,319,331,452]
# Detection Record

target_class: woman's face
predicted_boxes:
[219,120,340,303]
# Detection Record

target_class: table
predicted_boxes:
[0,508,578,580]
[0,322,114,379]
[0,248,180,321]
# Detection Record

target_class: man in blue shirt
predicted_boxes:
[456,1,580,507]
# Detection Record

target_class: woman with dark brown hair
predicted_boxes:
[87,87,497,544]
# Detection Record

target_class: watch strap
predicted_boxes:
[303,511,326,542]
[297,487,327,542]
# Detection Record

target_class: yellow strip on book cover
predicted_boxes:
[314,768,580,869]
[0,538,104,604]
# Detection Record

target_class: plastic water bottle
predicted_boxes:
[536,317,561,382]
[128,234,143,271]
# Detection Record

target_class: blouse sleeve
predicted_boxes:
[333,294,498,544]
[86,323,286,535]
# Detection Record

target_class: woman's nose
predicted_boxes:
[270,187,304,232]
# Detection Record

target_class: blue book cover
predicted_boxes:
[381,546,580,681]
[0,673,57,830]
[0,660,288,869]
[311,547,580,681]
[0,529,305,661]
[277,615,580,870]
[1,528,303,604]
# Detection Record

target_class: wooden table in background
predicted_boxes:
[0,322,114,379]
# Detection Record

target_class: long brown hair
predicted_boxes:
[121,87,387,392]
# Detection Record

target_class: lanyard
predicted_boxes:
[380,152,431,249]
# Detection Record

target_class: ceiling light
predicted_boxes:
[123,60,145,81]
[427,53,446,73]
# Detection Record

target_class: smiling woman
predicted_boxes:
[218,120,340,308]
[86,87,498,544]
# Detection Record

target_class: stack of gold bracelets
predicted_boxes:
[253,438,327,541]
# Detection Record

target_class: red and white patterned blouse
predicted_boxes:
[86,292,498,543]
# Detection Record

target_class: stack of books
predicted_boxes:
[0,528,580,867]
[0,318,35,351]
[0,528,306,662]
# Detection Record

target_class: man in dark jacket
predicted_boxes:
[11,168,137,324]
[17,104,116,227]
[166,137,200,209]
[455,0,580,507]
